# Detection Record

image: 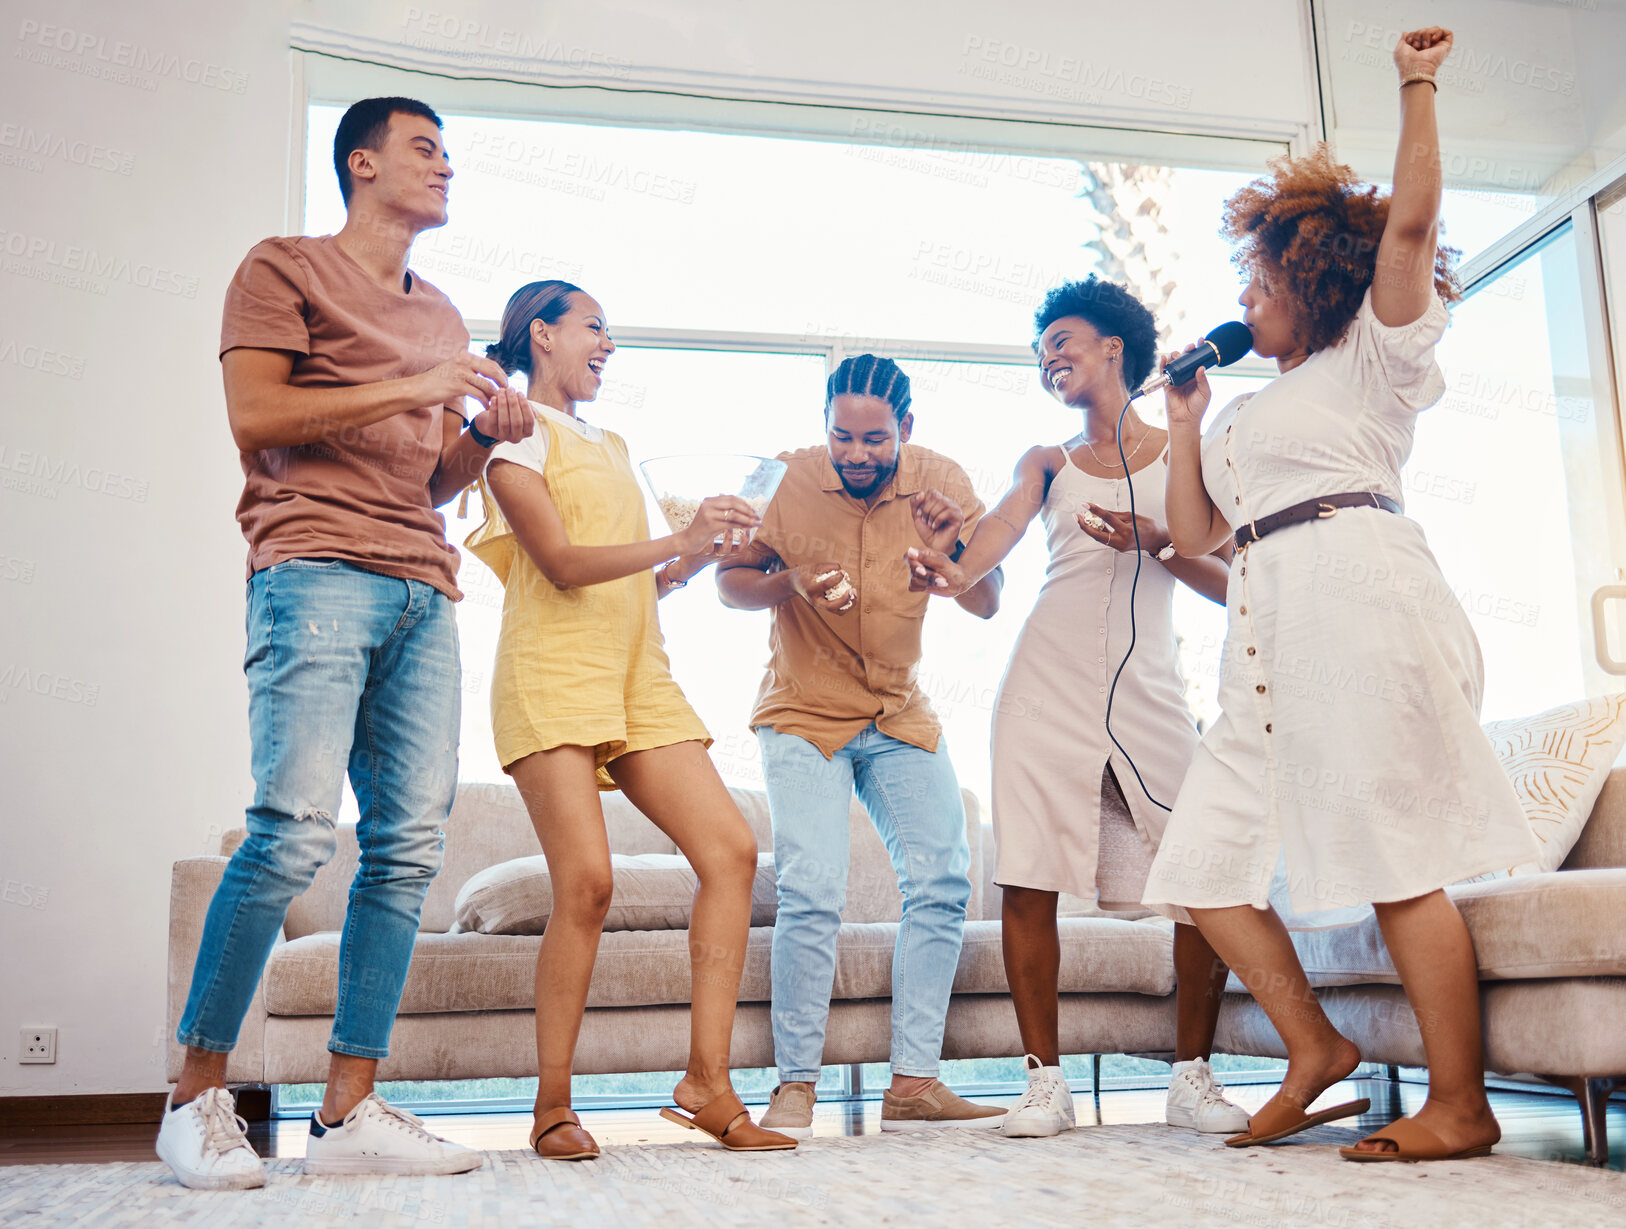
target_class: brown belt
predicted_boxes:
[1233,491,1402,549]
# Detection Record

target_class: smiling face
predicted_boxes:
[826,393,912,499]
[1035,317,1121,407]
[531,293,614,403]
[1237,269,1304,360]
[347,111,452,231]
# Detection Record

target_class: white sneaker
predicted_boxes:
[1001,1054,1077,1138]
[1165,1058,1251,1133]
[303,1092,483,1175]
[155,1087,267,1190]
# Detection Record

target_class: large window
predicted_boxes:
[292,70,1626,1113]
[302,104,1274,808]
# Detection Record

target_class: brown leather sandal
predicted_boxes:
[660,1090,798,1151]
[1339,1116,1494,1162]
[1224,1096,1371,1147]
[530,1107,599,1160]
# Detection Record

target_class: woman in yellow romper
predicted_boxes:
[468,280,796,1158]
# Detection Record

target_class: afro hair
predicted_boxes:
[1222,143,1460,353]
[1032,275,1160,392]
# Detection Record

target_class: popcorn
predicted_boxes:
[658,494,771,546]
[816,569,856,611]
[1079,507,1110,532]
[657,495,702,531]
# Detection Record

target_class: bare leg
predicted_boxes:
[1001,887,1062,1067]
[321,1054,379,1121]
[172,1047,231,1106]
[176,1027,380,1125]
[510,746,613,1116]
[610,741,758,1112]
[1351,890,1500,1154]
[1187,904,1360,1118]
[1173,921,1230,1062]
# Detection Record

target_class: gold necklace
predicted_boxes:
[1073,428,1150,472]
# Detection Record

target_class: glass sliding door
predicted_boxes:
[1413,221,1626,715]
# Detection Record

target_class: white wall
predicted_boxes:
[0,0,1321,1097]
[1,0,293,1096]
[1319,0,1626,193]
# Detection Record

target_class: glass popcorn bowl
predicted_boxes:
[639,454,788,547]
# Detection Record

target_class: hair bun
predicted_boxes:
[484,339,511,373]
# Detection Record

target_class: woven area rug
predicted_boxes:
[4,1121,1624,1228]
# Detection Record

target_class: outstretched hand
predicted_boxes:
[905,545,970,597]
[677,495,762,557]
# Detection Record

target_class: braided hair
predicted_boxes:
[825,354,912,422]
[485,280,584,376]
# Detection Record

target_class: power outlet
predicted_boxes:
[20,1027,57,1064]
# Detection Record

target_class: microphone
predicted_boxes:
[1135,321,1253,397]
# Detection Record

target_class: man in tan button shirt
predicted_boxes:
[716,354,1005,1135]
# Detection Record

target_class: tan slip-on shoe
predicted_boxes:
[760,1083,817,1140]
[659,1090,799,1151]
[881,1080,1006,1132]
[530,1107,599,1161]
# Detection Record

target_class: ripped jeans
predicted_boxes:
[177,559,460,1059]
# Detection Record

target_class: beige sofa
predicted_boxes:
[168,770,1626,1161]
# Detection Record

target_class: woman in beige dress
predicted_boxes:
[906,276,1244,1136]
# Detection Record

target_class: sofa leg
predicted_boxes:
[1538,1074,1620,1167]
[232,1086,273,1123]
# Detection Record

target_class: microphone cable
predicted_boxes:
[1102,393,1173,813]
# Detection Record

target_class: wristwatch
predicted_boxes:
[465,418,499,449]
[950,539,967,563]
[1155,543,1177,561]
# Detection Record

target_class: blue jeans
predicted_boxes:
[758,724,971,1082]
[177,560,459,1059]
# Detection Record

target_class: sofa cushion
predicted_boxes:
[264,929,774,1015]
[1281,868,1626,988]
[262,916,1175,1016]
[453,852,778,935]
[1477,694,1626,877]
[1562,765,1626,871]
[260,780,981,938]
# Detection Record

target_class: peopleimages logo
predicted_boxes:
[0,123,135,174]
[0,445,150,502]
[0,226,198,298]
[14,19,250,93]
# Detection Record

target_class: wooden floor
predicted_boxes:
[2,1079,1620,1170]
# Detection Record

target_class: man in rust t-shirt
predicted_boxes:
[222,232,474,595]
[162,97,533,1190]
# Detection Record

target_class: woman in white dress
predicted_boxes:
[905,276,1247,1137]
[1141,27,1540,1162]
